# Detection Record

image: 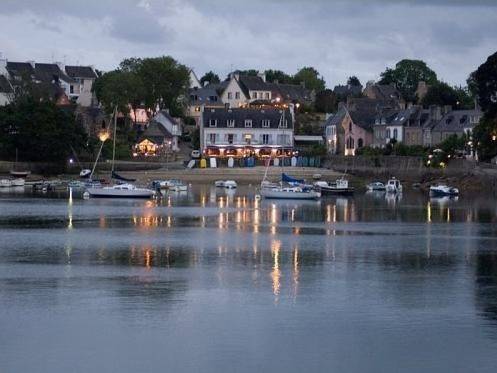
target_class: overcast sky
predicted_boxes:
[1,0,496,87]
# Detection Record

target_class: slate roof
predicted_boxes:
[0,75,12,93]
[202,108,293,129]
[189,86,221,105]
[432,109,481,133]
[325,107,347,127]
[373,84,402,101]
[139,120,173,144]
[269,82,312,102]
[333,84,362,97]
[65,65,97,79]
[35,63,76,83]
[6,62,35,79]
[239,75,268,91]
[349,108,377,131]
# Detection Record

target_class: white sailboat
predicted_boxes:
[86,107,155,199]
[259,127,320,200]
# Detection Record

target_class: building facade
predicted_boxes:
[200,107,294,158]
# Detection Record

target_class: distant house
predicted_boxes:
[431,108,482,145]
[333,84,363,99]
[65,65,98,107]
[363,82,404,108]
[134,110,182,156]
[324,102,375,156]
[187,85,225,126]
[200,107,294,158]
[269,81,314,106]
[34,62,76,99]
[219,73,251,108]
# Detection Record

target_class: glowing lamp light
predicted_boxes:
[99,132,110,142]
[68,158,74,164]
[492,135,497,141]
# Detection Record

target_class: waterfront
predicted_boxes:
[1,186,497,372]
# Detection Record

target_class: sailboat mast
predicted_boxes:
[111,106,117,174]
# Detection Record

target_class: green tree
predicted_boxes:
[379,59,438,102]
[293,67,326,91]
[471,51,497,115]
[314,89,337,113]
[0,98,87,164]
[93,70,139,116]
[136,56,190,116]
[236,69,258,77]
[421,82,472,109]
[347,76,361,87]
[200,71,220,86]
[264,69,294,84]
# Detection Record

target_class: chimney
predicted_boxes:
[0,57,7,75]
[55,61,65,71]
[429,105,442,121]
[257,71,266,82]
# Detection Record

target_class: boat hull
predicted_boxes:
[10,171,30,177]
[261,189,321,200]
[86,188,154,198]
[429,188,459,197]
[319,186,354,195]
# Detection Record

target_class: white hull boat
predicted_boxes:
[386,178,402,193]
[11,178,25,187]
[429,185,459,197]
[215,180,225,187]
[86,183,155,198]
[367,181,386,192]
[261,186,321,200]
[215,180,237,189]
[0,179,12,187]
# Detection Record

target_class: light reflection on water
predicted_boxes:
[1,185,497,372]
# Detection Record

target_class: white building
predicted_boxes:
[200,107,294,158]
[65,65,98,107]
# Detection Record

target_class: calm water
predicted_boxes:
[1,186,497,372]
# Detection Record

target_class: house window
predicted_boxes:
[244,119,252,128]
[279,118,288,128]
[349,122,352,132]
[262,134,271,144]
[262,119,270,128]
[227,92,233,99]
[393,129,398,139]
[209,119,217,127]
[265,92,270,99]
[386,129,391,139]
[252,92,257,99]
[346,137,355,149]
[226,134,235,144]
[209,133,217,144]
[195,106,201,112]
[227,119,235,127]
[235,92,240,99]
[244,134,252,144]
[381,118,386,125]
[70,85,74,94]
[358,138,364,148]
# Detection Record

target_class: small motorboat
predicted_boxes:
[314,178,354,195]
[386,178,402,193]
[11,178,25,187]
[429,185,459,197]
[168,180,188,192]
[215,180,237,189]
[86,183,155,198]
[260,185,321,200]
[0,179,12,187]
[367,181,386,192]
[224,180,237,189]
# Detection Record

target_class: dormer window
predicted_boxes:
[381,118,386,125]
[262,119,270,128]
[227,119,235,128]
[244,119,253,128]
[209,119,218,127]
[375,118,380,125]
[280,118,288,128]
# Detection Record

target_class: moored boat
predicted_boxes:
[86,183,155,198]
[224,180,237,189]
[0,179,12,187]
[386,178,402,193]
[367,181,386,191]
[429,184,459,197]
[10,178,25,187]
[314,178,354,195]
[260,185,321,200]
